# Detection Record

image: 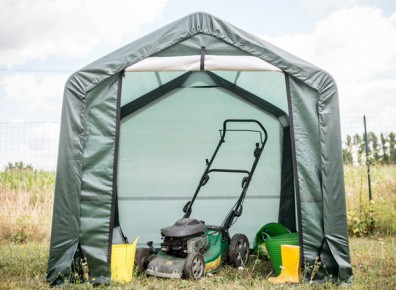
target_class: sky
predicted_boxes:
[0,0,395,168]
[1,0,396,122]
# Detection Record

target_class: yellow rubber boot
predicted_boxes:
[268,245,300,284]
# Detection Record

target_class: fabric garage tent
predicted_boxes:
[47,12,352,285]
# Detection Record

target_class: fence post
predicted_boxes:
[363,115,372,201]
[363,115,374,234]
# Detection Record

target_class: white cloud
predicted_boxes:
[299,0,362,15]
[261,6,396,118]
[0,73,67,121]
[0,0,168,67]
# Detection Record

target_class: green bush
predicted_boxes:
[345,164,396,236]
[11,215,33,244]
[347,200,374,236]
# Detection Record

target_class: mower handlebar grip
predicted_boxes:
[222,119,267,143]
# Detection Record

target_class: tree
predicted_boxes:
[353,133,364,164]
[342,131,396,165]
[380,133,389,163]
[5,161,33,171]
[389,132,396,162]
[368,132,380,162]
[343,135,353,164]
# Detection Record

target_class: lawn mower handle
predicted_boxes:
[221,119,267,144]
[183,119,267,221]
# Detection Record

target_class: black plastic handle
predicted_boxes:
[221,119,268,144]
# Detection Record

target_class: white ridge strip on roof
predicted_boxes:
[125,55,282,72]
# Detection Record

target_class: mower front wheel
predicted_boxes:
[183,252,205,279]
[135,248,152,274]
[227,234,249,267]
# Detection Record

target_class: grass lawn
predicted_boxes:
[1,237,395,289]
[0,165,395,288]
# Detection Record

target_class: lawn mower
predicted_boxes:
[135,119,268,279]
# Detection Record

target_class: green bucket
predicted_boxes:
[253,223,291,257]
[265,232,299,276]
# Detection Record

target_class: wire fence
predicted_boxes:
[0,118,394,241]
[0,118,395,171]
[341,116,396,166]
[0,122,59,171]
[341,116,396,138]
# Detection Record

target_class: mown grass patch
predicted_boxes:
[0,237,395,289]
[0,243,49,289]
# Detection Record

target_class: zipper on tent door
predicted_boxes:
[107,70,125,263]
[284,73,304,264]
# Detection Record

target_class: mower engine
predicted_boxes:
[160,218,208,257]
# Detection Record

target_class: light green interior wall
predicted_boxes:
[121,72,184,106]
[117,71,288,247]
[213,71,288,113]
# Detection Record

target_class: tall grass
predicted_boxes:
[0,165,395,243]
[344,164,396,236]
[0,165,395,288]
[0,169,55,243]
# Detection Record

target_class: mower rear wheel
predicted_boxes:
[135,248,152,274]
[227,234,249,267]
[183,252,205,279]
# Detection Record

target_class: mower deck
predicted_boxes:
[146,229,227,278]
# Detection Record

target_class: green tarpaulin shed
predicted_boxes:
[47,12,352,285]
